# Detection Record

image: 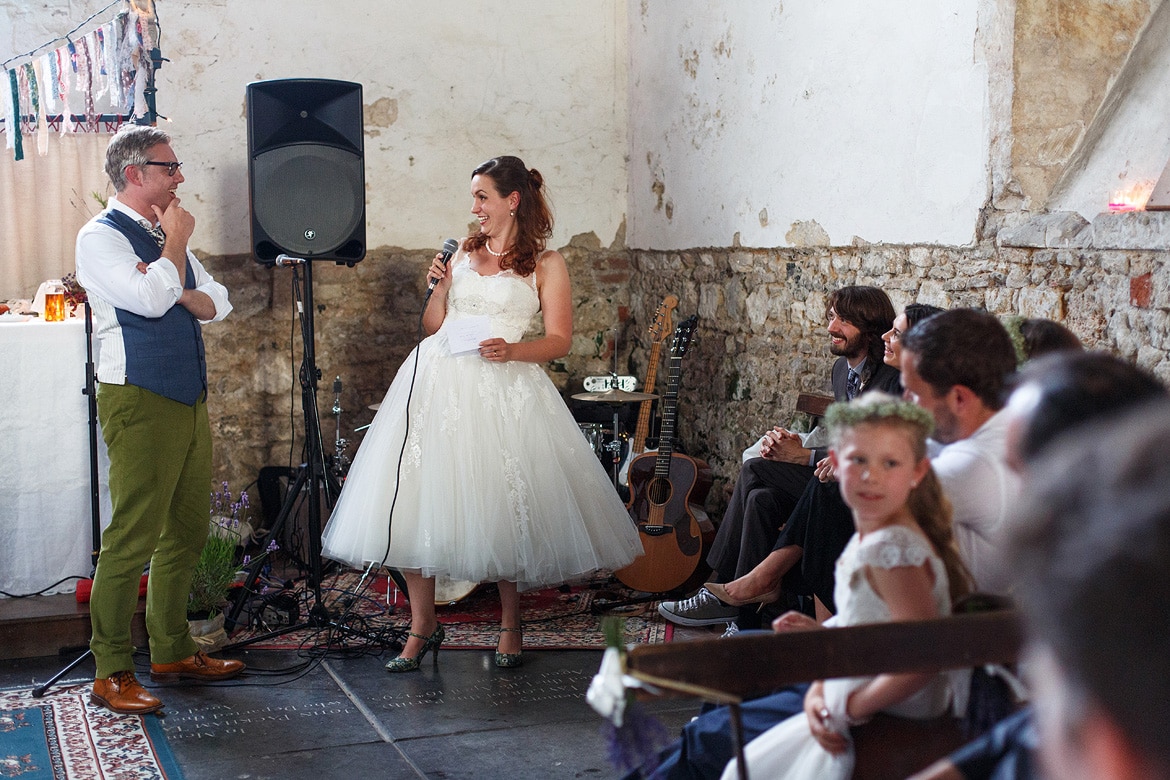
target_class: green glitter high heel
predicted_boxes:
[385,625,445,673]
[495,626,523,668]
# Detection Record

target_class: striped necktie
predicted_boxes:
[139,219,166,249]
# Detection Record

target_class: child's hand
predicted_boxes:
[772,610,820,632]
[135,262,148,274]
[803,682,850,755]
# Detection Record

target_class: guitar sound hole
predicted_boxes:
[647,477,673,506]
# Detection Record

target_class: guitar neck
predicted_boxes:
[630,342,664,453]
[654,354,683,475]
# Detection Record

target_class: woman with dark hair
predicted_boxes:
[1002,316,1083,365]
[322,156,642,672]
[882,303,944,373]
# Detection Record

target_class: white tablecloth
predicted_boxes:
[0,316,111,597]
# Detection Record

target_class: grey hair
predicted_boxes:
[105,125,171,191]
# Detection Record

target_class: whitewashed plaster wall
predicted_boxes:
[2,0,630,258]
[627,0,995,249]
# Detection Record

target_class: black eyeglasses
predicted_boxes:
[142,161,183,176]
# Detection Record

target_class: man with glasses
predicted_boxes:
[76,124,242,715]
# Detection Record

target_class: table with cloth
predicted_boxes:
[0,315,111,597]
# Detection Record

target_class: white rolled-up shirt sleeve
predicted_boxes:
[76,219,231,323]
[188,254,232,323]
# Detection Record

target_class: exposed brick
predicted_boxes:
[1131,272,1153,308]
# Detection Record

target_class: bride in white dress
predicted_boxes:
[321,156,643,672]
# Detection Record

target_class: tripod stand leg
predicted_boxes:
[32,648,93,698]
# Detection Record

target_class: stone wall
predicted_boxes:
[199,235,634,494]
[626,213,1170,511]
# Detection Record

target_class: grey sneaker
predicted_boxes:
[657,588,739,626]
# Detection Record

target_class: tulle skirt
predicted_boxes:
[321,335,643,591]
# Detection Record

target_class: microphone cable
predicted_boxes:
[326,244,456,650]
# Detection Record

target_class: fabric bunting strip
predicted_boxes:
[6,69,22,160]
[32,58,49,156]
[1,5,155,157]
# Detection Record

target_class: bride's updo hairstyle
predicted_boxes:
[465,155,553,277]
[826,392,972,604]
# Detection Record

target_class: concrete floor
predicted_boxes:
[1,642,704,779]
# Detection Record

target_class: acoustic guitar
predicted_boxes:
[617,316,714,594]
[618,295,678,487]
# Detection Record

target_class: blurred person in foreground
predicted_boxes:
[1010,398,1170,780]
[912,351,1166,780]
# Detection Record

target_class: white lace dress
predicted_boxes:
[321,250,643,590]
[721,524,954,780]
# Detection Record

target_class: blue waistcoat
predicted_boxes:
[97,209,207,406]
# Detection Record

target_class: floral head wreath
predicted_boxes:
[1002,315,1028,367]
[825,393,935,440]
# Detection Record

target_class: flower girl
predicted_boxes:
[722,393,971,780]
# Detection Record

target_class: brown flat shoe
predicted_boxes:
[91,670,164,714]
[150,651,245,683]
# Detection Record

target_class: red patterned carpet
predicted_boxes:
[226,569,673,652]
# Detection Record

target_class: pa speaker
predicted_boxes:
[247,79,366,265]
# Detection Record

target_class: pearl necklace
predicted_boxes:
[485,237,509,257]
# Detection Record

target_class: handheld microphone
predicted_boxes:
[423,238,460,307]
[274,254,305,267]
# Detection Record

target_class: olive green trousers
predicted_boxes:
[89,383,210,678]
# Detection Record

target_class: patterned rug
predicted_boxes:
[227,570,674,651]
[0,685,184,779]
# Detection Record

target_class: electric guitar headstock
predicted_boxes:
[671,315,698,359]
[648,295,679,345]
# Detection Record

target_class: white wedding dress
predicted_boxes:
[321,249,643,590]
[721,524,955,780]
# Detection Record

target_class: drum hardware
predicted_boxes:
[577,422,607,456]
[571,323,660,487]
[434,576,479,605]
[331,376,351,480]
[571,388,659,486]
[571,388,659,404]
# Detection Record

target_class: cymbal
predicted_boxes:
[368,403,381,411]
[571,388,659,404]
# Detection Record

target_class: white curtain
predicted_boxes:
[0,132,113,301]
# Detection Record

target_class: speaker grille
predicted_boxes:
[251,144,364,259]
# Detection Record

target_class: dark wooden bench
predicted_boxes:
[626,609,1024,780]
[796,392,835,422]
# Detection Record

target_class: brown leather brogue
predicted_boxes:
[90,670,164,714]
[150,651,245,683]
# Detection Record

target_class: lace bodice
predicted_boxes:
[441,250,539,343]
[832,524,955,719]
[833,525,951,628]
